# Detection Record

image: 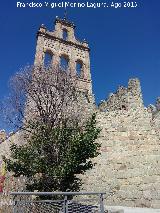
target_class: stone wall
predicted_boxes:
[0,131,7,144]
[99,78,143,111]
[81,79,160,208]
[0,78,160,209]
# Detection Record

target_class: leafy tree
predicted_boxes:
[4,114,101,193]
[2,65,101,193]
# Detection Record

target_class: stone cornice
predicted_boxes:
[37,31,90,52]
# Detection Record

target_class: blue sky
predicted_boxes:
[0,0,160,130]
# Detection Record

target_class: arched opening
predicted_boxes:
[76,60,83,77]
[60,55,69,71]
[44,51,53,66]
[62,29,68,40]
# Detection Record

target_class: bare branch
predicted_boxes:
[2,65,93,133]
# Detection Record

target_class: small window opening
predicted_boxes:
[76,61,83,77]
[60,55,69,70]
[62,29,68,40]
[121,105,126,110]
[44,52,53,66]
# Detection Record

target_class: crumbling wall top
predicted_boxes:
[98,78,144,112]
[0,130,7,143]
[156,97,160,111]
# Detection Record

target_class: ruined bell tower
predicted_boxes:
[34,16,93,102]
